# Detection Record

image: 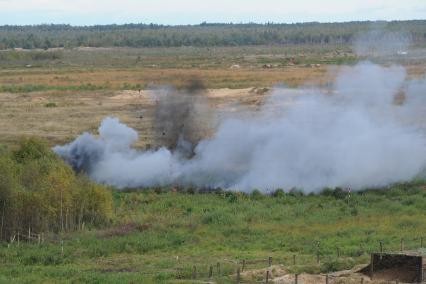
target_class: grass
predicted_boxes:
[0,45,426,282]
[1,181,426,283]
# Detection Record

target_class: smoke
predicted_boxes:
[354,30,411,57]
[53,61,426,193]
[153,78,211,157]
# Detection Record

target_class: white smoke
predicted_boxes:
[54,62,426,193]
[354,30,412,57]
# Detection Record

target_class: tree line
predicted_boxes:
[0,138,113,241]
[0,21,425,49]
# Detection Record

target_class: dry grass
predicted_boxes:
[0,66,330,89]
[1,45,425,147]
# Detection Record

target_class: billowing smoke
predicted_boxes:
[153,78,210,157]
[54,62,426,193]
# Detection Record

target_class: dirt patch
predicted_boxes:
[236,265,287,283]
[239,263,407,284]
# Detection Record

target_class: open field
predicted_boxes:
[1,46,426,147]
[1,43,426,283]
[1,182,426,283]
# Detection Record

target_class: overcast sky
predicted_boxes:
[0,0,425,26]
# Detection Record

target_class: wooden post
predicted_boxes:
[316,241,321,264]
[192,265,197,279]
[61,240,64,256]
[400,238,404,251]
[326,274,329,284]
[28,227,31,242]
[359,243,364,255]
[268,256,272,267]
[295,273,299,284]
[242,259,246,271]
[216,262,220,275]
[293,254,296,265]
[370,254,374,280]
[1,201,5,241]
[266,270,270,283]
[209,265,213,279]
[379,241,383,253]
[237,267,241,283]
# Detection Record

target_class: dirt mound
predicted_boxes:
[239,263,408,284]
[238,265,287,282]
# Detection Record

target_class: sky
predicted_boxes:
[0,0,425,26]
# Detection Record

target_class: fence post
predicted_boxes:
[326,274,329,284]
[192,265,197,279]
[295,273,299,284]
[293,254,296,265]
[379,241,383,253]
[316,241,321,264]
[337,247,340,257]
[242,259,246,271]
[217,262,220,275]
[268,256,272,267]
[400,238,404,251]
[266,270,270,283]
[61,240,64,256]
[237,267,241,283]
[360,277,364,284]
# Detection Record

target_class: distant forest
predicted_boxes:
[0,21,425,49]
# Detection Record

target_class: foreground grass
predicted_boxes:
[1,181,426,283]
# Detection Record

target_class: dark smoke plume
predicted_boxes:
[153,78,208,157]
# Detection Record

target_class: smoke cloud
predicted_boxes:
[54,62,426,193]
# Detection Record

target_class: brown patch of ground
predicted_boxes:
[238,263,415,284]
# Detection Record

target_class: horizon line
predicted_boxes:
[1,19,425,28]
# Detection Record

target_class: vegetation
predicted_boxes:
[0,20,425,282]
[0,21,425,49]
[1,177,426,282]
[0,138,113,242]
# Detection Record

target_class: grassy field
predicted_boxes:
[1,45,426,283]
[1,182,426,283]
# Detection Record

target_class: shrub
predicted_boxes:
[0,138,114,241]
[44,102,57,108]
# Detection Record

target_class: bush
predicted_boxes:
[0,138,114,241]
[44,102,57,108]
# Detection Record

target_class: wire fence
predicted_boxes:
[3,232,426,283]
